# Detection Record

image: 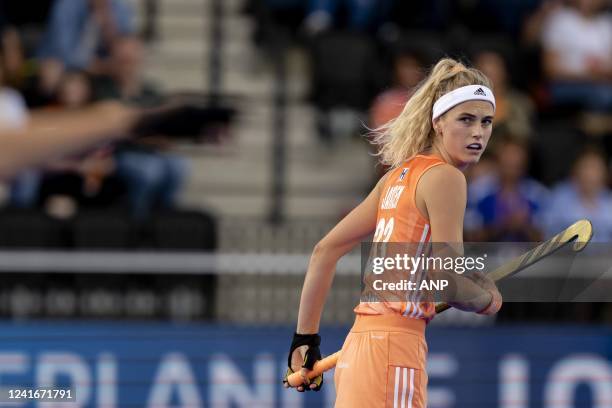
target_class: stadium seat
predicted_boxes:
[149,209,217,250]
[72,210,135,249]
[0,209,68,248]
[532,120,582,186]
[309,31,380,110]
[390,30,447,65]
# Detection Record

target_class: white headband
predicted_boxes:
[432,85,495,120]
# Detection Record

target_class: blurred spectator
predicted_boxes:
[303,0,392,34]
[367,50,424,181]
[37,0,135,78]
[57,71,94,109]
[115,139,187,220]
[0,56,36,208]
[464,153,499,240]
[544,148,612,242]
[1,29,26,88]
[93,36,160,105]
[474,50,535,142]
[541,0,612,111]
[522,0,563,46]
[369,50,425,129]
[12,71,118,212]
[0,65,28,131]
[45,71,116,207]
[470,138,548,241]
[0,2,30,91]
[22,58,64,108]
[94,37,188,219]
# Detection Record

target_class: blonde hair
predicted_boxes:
[371,58,492,168]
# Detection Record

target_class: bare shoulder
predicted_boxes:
[378,170,392,185]
[373,169,392,193]
[418,164,467,205]
[420,164,466,190]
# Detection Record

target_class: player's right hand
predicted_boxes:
[477,287,503,315]
[283,333,323,392]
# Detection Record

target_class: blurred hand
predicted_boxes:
[586,58,612,82]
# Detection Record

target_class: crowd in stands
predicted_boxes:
[2,0,612,247]
[248,0,612,242]
[0,0,224,226]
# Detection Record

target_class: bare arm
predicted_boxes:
[543,46,612,83]
[418,164,499,312]
[521,0,562,46]
[542,51,592,82]
[296,175,386,334]
[0,102,136,179]
[1,28,24,79]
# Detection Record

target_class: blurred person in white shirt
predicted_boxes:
[0,68,27,131]
[0,57,37,207]
[541,0,612,111]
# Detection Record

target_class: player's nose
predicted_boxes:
[472,126,484,140]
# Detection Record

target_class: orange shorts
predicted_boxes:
[334,314,428,408]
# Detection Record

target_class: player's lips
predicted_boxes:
[466,143,482,151]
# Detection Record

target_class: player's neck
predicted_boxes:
[429,145,469,172]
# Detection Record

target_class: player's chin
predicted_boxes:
[460,150,483,165]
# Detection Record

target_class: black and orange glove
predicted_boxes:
[283,333,323,391]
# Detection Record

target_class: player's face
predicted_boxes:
[434,100,494,168]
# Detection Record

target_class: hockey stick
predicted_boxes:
[285,219,593,387]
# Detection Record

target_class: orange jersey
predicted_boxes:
[354,154,446,322]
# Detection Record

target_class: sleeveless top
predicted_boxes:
[354,154,446,322]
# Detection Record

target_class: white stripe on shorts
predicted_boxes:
[393,366,400,408]
[407,368,415,408]
[400,368,408,408]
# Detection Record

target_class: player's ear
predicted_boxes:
[433,117,442,135]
